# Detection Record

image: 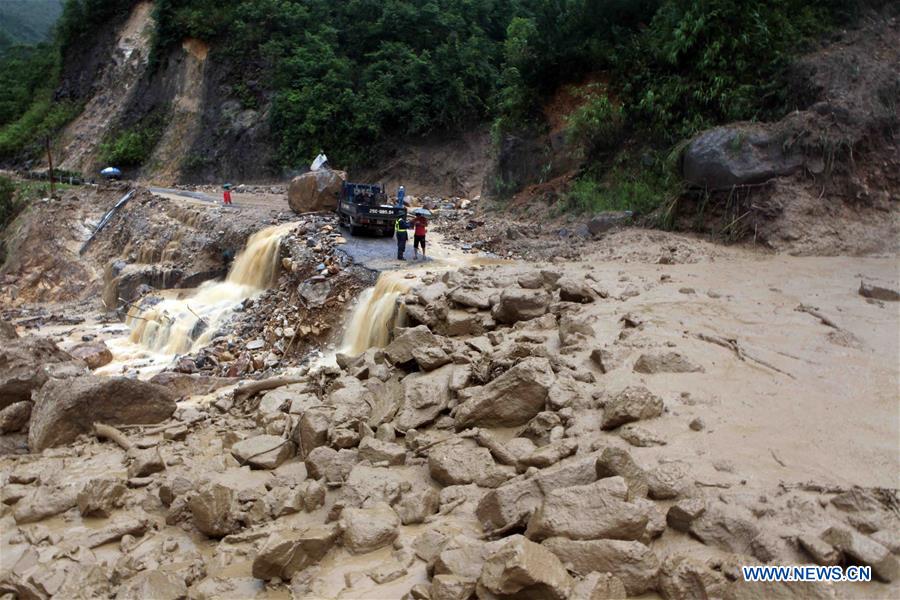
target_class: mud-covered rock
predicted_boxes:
[657,555,728,600]
[394,364,453,430]
[305,446,357,484]
[542,537,660,595]
[454,358,555,428]
[526,479,649,542]
[28,375,176,451]
[431,574,476,600]
[633,352,703,374]
[358,436,406,465]
[666,498,707,532]
[340,502,400,554]
[13,484,79,524]
[858,281,900,302]
[0,400,32,433]
[689,505,776,562]
[77,477,126,517]
[596,447,649,499]
[385,325,439,365]
[287,168,347,213]
[189,483,240,538]
[252,524,339,580]
[571,572,627,600]
[601,386,664,430]
[412,345,452,371]
[0,336,77,409]
[127,447,165,478]
[478,534,573,600]
[115,570,187,600]
[646,462,691,500]
[396,488,440,525]
[492,288,551,324]
[798,534,841,566]
[557,278,595,303]
[822,526,899,582]
[429,440,509,487]
[230,435,294,469]
[68,341,113,369]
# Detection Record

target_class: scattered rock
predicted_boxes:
[601,386,664,430]
[571,572,627,600]
[340,502,400,554]
[128,447,165,478]
[385,325,439,365]
[252,524,339,580]
[358,436,406,465]
[189,483,240,538]
[858,281,900,302]
[492,288,551,324]
[542,537,660,595]
[634,352,704,374]
[558,278,595,303]
[396,488,440,525]
[618,424,666,447]
[67,341,113,369]
[431,574,476,600]
[822,526,899,582]
[689,417,706,431]
[429,440,508,487]
[479,534,573,600]
[13,485,79,524]
[115,571,188,600]
[689,505,776,562]
[28,375,176,451]
[657,555,727,600]
[230,435,294,469]
[0,336,78,409]
[666,498,707,532]
[595,447,649,499]
[646,462,691,500]
[77,477,126,517]
[455,358,555,428]
[0,401,32,433]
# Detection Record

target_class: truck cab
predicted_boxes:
[337,182,405,236]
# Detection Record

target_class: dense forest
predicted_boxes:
[0,0,869,209]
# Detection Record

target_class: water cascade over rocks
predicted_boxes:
[125,223,295,355]
[339,271,412,356]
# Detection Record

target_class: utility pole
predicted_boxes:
[45,136,56,198]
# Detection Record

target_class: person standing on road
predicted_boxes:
[396,185,406,208]
[413,214,427,260]
[394,213,410,260]
[223,183,233,206]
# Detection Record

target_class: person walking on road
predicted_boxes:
[394,213,410,260]
[396,185,406,208]
[413,214,427,260]
[223,183,233,206]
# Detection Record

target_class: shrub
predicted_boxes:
[565,86,625,158]
[0,175,24,232]
[99,119,164,167]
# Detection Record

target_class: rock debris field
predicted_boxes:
[1,231,899,600]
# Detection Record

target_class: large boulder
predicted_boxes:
[384,325,439,365]
[230,435,295,469]
[340,502,400,554]
[28,375,176,451]
[0,336,78,409]
[67,341,113,370]
[492,288,551,324]
[455,358,555,428]
[478,535,573,600]
[393,364,453,431]
[287,169,347,213]
[252,524,339,580]
[541,538,660,596]
[682,125,803,191]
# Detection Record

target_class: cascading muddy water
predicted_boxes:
[339,271,413,355]
[124,223,294,355]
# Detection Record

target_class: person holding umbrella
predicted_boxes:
[412,208,430,260]
[223,183,233,206]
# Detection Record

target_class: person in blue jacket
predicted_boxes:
[396,185,406,207]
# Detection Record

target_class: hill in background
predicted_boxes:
[0,0,64,50]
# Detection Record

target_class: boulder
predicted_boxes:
[13,484,79,524]
[67,341,113,370]
[450,287,493,310]
[395,488,440,525]
[127,447,165,478]
[570,572,627,600]
[429,440,507,487]
[666,498,707,532]
[230,435,294,470]
[394,364,454,431]
[431,574,476,600]
[601,386,664,430]
[618,424,667,448]
[520,439,579,469]
[646,462,691,500]
[633,352,703,374]
[77,477,126,517]
[340,502,400,554]
[358,436,406,465]
[287,168,346,213]
[657,555,728,600]
[542,537,660,595]
[558,315,594,347]
[0,336,77,409]
[411,346,452,371]
[28,375,176,451]
[339,464,405,508]
[148,372,238,397]
[251,524,339,580]
[858,281,900,302]
[454,358,555,428]
[557,278,595,303]
[689,505,776,562]
[115,571,187,600]
[295,408,332,458]
[525,480,649,542]
[822,526,899,582]
[586,211,632,237]
[189,483,240,538]
[479,534,573,600]
[682,125,803,191]
[492,288,551,324]
[595,447,649,499]
[305,446,357,484]
[384,325,439,365]
[798,534,841,566]
[0,400,32,433]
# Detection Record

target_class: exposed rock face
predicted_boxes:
[67,341,113,369]
[252,524,339,580]
[454,358,555,428]
[230,435,294,469]
[601,386,664,430]
[542,537,660,595]
[478,535,573,600]
[633,352,703,374]
[492,288,551,324]
[682,125,804,191]
[0,336,77,409]
[340,502,400,554]
[0,401,32,433]
[287,169,347,213]
[28,375,176,451]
